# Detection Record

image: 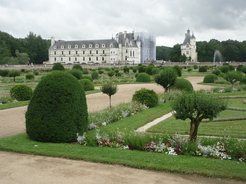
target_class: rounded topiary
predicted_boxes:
[10,84,32,101]
[80,79,94,91]
[203,74,218,83]
[98,70,104,74]
[26,74,34,80]
[123,66,129,73]
[107,71,115,77]
[240,76,246,84]
[219,65,230,73]
[67,69,83,79]
[52,63,65,71]
[83,69,89,74]
[172,78,193,91]
[136,73,150,82]
[212,69,221,76]
[145,66,154,75]
[132,88,158,108]
[199,66,207,72]
[236,65,243,72]
[72,64,83,71]
[26,71,88,143]
[82,76,93,82]
[138,65,146,73]
[173,65,182,77]
[91,71,99,79]
[241,66,246,74]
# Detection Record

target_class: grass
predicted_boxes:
[1,133,246,180]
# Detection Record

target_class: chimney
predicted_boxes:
[51,37,55,46]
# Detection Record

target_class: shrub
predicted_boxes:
[98,70,104,74]
[26,71,88,143]
[82,76,93,82]
[107,71,115,77]
[187,68,192,72]
[228,65,235,71]
[236,65,244,71]
[83,69,89,74]
[33,70,39,75]
[91,71,99,80]
[219,65,230,73]
[172,78,193,91]
[173,65,182,77]
[80,79,94,91]
[52,63,65,71]
[132,68,137,73]
[198,66,207,72]
[72,64,83,71]
[10,84,32,101]
[145,66,154,75]
[203,74,218,83]
[67,69,83,79]
[193,65,198,69]
[0,69,9,80]
[132,88,158,108]
[136,73,150,82]
[240,76,246,84]
[123,66,129,73]
[26,74,34,80]
[115,72,122,77]
[212,69,221,76]
[241,66,246,74]
[219,72,226,79]
[138,65,146,73]
[152,68,160,75]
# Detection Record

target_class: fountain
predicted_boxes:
[213,50,223,66]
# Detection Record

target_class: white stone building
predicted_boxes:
[181,29,198,62]
[48,31,156,65]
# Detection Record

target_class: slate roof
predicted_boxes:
[182,29,196,45]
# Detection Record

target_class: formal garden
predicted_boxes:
[0,63,246,181]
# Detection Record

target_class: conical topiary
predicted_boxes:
[25,71,88,143]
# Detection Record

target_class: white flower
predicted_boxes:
[102,122,107,126]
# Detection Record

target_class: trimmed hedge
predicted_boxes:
[26,71,88,143]
[132,88,158,108]
[203,74,218,83]
[80,79,94,91]
[10,84,33,101]
[199,66,207,72]
[172,78,193,91]
[136,73,150,82]
[26,74,34,80]
[52,63,65,71]
[72,64,83,71]
[91,71,99,80]
[67,69,83,79]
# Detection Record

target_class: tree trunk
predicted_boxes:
[189,120,200,142]
[109,95,112,108]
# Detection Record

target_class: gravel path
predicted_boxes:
[2,77,242,184]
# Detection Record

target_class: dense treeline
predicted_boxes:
[0,31,50,64]
[157,39,246,62]
[1,30,246,64]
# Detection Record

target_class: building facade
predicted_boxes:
[181,29,198,62]
[48,31,156,65]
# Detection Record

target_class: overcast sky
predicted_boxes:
[1,0,246,47]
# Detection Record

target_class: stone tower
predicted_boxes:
[181,29,198,62]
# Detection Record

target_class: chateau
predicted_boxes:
[48,31,156,65]
[181,29,198,62]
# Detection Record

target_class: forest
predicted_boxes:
[0,30,246,64]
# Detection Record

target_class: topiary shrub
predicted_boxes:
[91,71,99,80]
[240,76,246,84]
[132,88,158,108]
[107,70,115,77]
[10,84,32,101]
[199,66,207,72]
[138,65,146,73]
[136,73,150,82]
[82,75,93,82]
[9,70,21,82]
[212,69,221,76]
[72,64,83,71]
[52,63,65,71]
[173,65,182,77]
[219,65,230,73]
[145,66,154,75]
[123,66,129,73]
[98,70,104,74]
[188,68,192,72]
[203,74,218,83]
[67,69,83,79]
[172,78,193,91]
[26,71,88,143]
[83,69,89,74]
[236,65,243,71]
[80,79,94,91]
[26,74,34,80]
[241,66,246,74]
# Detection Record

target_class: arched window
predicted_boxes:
[82,44,85,48]
[68,45,71,49]
[102,44,105,48]
[75,44,78,48]
[89,44,92,48]
[95,44,99,48]
[61,45,64,49]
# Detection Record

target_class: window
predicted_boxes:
[54,51,56,55]
[53,46,57,49]
[76,51,78,55]
[102,44,105,48]
[54,57,56,61]
[82,44,85,48]
[68,45,71,49]
[69,51,71,55]
[75,57,77,61]
[83,57,85,61]
[186,51,189,55]
[69,57,71,61]
[61,45,64,49]
[75,44,78,48]
[110,44,113,47]
[133,51,134,57]
[126,49,128,53]
[130,51,132,57]
[89,57,91,61]
[83,51,85,54]
[125,56,127,60]
[61,58,63,61]
[96,57,98,61]
[89,44,92,48]
[90,50,92,54]
[62,51,64,55]
[102,57,104,61]
[96,50,98,54]
[95,44,99,48]
[103,50,105,54]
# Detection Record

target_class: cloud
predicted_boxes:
[0,0,246,46]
